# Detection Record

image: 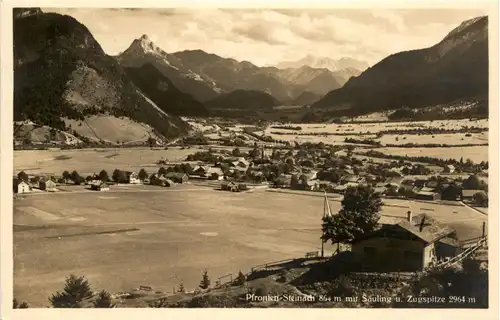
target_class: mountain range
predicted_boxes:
[116,35,361,104]
[13,8,489,146]
[311,16,489,117]
[276,55,370,72]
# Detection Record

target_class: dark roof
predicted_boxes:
[396,214,455,244]
[385,177,404,185]
[353,214,455,245]
[165,172,188,178]
[439,236,459,247]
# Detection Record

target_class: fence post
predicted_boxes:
[482,222,486,238]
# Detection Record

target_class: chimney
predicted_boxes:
[407,210,412,223]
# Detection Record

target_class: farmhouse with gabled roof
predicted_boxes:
[351,213,458,272]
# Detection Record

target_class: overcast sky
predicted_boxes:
[44,8,486,67]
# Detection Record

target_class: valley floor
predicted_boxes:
[13,184,487,307]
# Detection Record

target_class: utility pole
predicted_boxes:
[322,192,332,258]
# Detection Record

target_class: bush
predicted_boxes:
[92,290,114,308]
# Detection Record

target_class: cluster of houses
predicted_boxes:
[272,171,486,202]
[185,146,488,204]
[13,146,487,205]
[13,177,57,194]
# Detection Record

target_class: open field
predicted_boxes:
[14,187,487,307]
[377,146,489,163]
[64,116,160,144]
[257,119,488,151]
[14,145,279,177]
[14,147,198,176]
[376,132,488,145]
[264,119,488,135]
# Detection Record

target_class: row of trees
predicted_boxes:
[14,268,248,308]
[365,150,488,173]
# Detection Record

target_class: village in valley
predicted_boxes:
[14,119,489,207]
[13,118,490,308]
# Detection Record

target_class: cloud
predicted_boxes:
[43,8,486,67]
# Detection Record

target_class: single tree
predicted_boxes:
[147,137,156,147]
[463,175,481,190]
[49,274,93,308]
[17,171,29,182]
[178,283,185,293]
[232,148,242,157]
[61,170,71,181]
[92,290,114,308]
[138,169,148,181]
[249,148,261,158]
[220,163,230,174]
[70,170,80,183]
[235,271,246,286]
[199,270,211,290]
[158,167,168,176]
[98,170,109,182]
[112,169,127,183]
[322,186,382,252]
[473,192,488,207]
[441,183,463,201]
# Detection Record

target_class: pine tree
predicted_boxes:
[49,274,93,308]
[199,270,211,290]
[178,283,185,293]
[92,290,114,308]
[235,271,246,286]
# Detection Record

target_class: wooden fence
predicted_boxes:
[435,235,488,268]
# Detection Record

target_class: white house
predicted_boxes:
[39,179,57,192]
[129,172,141,184]
[443,165,455,174]
[16,181,31,194]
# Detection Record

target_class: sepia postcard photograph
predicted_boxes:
[1,0,498,317]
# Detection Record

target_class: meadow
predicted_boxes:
[264,119,488,136]
[14,147,198,176]
[14,186,487,307]
[377,146,489,163]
